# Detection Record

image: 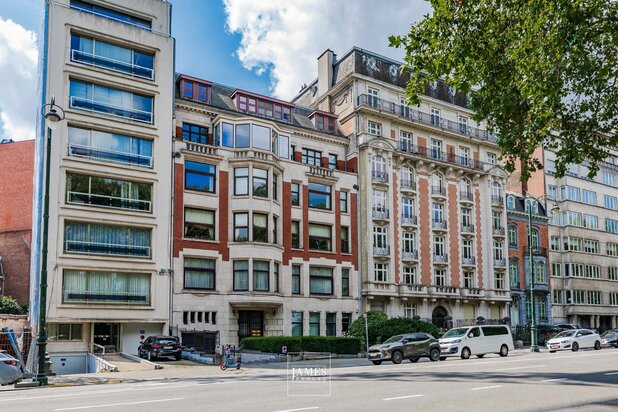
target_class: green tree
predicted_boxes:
[348,311,441,345]
[0,295,23,315]
[390,0,618,179]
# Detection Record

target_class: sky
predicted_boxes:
[0,0,432,141]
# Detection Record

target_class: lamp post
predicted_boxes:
[525,193,558,353]
[37,97,65,386]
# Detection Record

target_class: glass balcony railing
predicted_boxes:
[71,50,153,79]
[70,96,153,123]
[67,191,151,212]
[63,289,150,305]
[65,240,151,258]
[68,143,153,168]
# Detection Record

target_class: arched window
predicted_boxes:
[525,297,532,319]
[507,195,516,210]
[509,259,519,288]
[508,224,518,247]
[536,261,546,284]
[529,228,540,249]
[539,298,547,320]
[459,178,471,195]
[525,199,538,214]
[400,166,414,183]
[431,173,444,189]
[372,155,386,174]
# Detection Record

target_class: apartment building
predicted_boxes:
[32,0,174,371]
[505,193,551,326]
[294,48,511,328]
[171,75,358,349]
[541,150,618,330]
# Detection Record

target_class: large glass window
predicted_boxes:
[48,323,83,341]
[67,126,153,168]
[66,173,151,212]
[341,227,350,253]
[184,208,215,240]
[69,80,153,123]
[253,260,269,291]
[252,124,271,151]
[233,260,249,291]
[63,269,150,304]
[374,263,388,282]
[64,222,150,257]
[184,258,216,290]
[252,168,268,197]
[235,124,250,148]
[309,224,332,251]
[291,221,301,248]
[234,168,249,196]
[292,312,303,336]
[292,265,301,294]
[221,123,234,147]
[342,268,350,296]
[291,183,300,206]
[234,213,249,242]
[310,267,333,295]
[302,148,322,166]
[308,182,332,209]
[185,161,216,193]
[252,213,268,242]
[70,0,151,30]
[182,123,209,144]
[70,34,153,79]
[340,191,348,213]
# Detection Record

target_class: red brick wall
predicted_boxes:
[418,174,431,284]
[448,180,460,287]
[474,187,484,289]
[0,231,31,303]
[508,216,550,288]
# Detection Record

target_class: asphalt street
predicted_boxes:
[1,349,617,412]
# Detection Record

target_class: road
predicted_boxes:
[1,349,617,412]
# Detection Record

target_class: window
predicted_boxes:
[292,265,301,294]
[535,262,546,284]
[291,221,301,249]
[233,260,249,291]
[273,216,278,244]
[529,228,540,249]
[492,210,503,230]
[292,312,303,336]
[402,232,416,254]
[302,148,322,166]
[565,263,584,278]
[374,263,389,282]
[495,272,505,289]
[340,191,348,213]
[583,214,598,229]
[252,168,268,197]
[403,266,416,284]
[184,258,216,290]
[550,236,560,251]
[432,202,444,223]
[561,211,582,226]
[182,123,209,144]
[63,270,151,305]
[342,313,352,333]
[606,195,618,210]
[493,241,504,260]
[291,183,300,206]
[508,225,518,247]
[430,107,441,126]
[308,224,332,251]
[367,120,382,136]
[486,152,496,164]
[234,168,249,196]
[66,173,152,212]
[606,219,618,234]
[326,313,336,336]
[603,171,617,186]
[588,291,602,305]
[309,313,320,336]
[272,173,278,201]
[400,131,413,151]
[251,124,271,151]
[547,185,558,200]
[235,124,250,148]
[610,293,618,306]
[509,260,519,287]
[608,243,618,256]
[525,199,538,214]
[402,198,415,219]
[430,139,443,159]
[434,269,446,286]
[433,236,445,257]
[539,299,547,320]
[608,267,618,281]
[462,239,473,259]
[563,237,583,251]
[253,213,268,242]
[221,123,234,147]
[561,186,581,201]
[328,154,338,170]
[582,189,597,205]
[342,268,350,296]
[234,213,249,242]
[403,303,417,319]
[584,240,599,254]
[69,79,153,123]
[310,267,333,295]
[463,270,475,288]
[572,290,585,304]
[48,323,83,341]
[551,263,561,277]
[506,196,515,210]
[553,290,564,304]
[308,182,332,209]
[64,222,150,257]
[373,190,388,210]
[341,226,350,254]
[253,260,269,291]
[71,0,151,29]
[184,208,215,240]
[585,265,601,279]
[185,161,216,193]
[67,126,153,168]
[367,87,379,106]
[459,116,468,134]
[373,226,388,249]
[70,34,154,79]
[273,262,280,293]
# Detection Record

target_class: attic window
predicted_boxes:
[315,114,336,133]
[181,79,209,103]
[234,92,293,123]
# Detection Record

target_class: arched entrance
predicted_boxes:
[432,306,449,329]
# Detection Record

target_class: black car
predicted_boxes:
[367,333,441,365]
[601,329,618,348]
[138,336,181,361]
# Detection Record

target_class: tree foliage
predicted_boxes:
[348,311,441,345]
[390,0,618,179]
[0,295,23,315]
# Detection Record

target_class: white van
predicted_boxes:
[439,325,514,360]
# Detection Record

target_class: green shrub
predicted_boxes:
[0,296,22,315]
[240,336,361,354]
[348,311,441,345]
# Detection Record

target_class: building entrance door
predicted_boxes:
[93,323,120,352]
[238,311,264,340]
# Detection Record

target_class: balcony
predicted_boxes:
[63,289,150,305]
[433,254,449,264]
[235,149,279,165]
[400,179,417,192]
[428,285,459,296]
[65,240,151,258]
[399,284,427,295]
[71,49,153,80]
[401,214,418,226]
[373,246,390,257]
[460,224,475,234]
[358,94,498,144]
[493,258,507,268]
[431,186,447,197]
[492,226,505,237]
[364,281,398,297]
[460,288,485,298]
[185,141,218,156]
[491,195,504,206]
[67,191,151,212]
[70,96,153,124]
[432,220,448,231]
[67,143,153,168]
[399,142,485,171]
[524,247,548,257]
[372,207,390,220]
[402,250,419,261]
[372,171,389,183]
[462,256,476,266]
[307,165,334,179]
[460,191,474,203]
[490,290,510,300]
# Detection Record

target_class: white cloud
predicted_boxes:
[0,17,37,141]
[223,0,432,99]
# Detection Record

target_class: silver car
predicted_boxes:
[0,351,23,385]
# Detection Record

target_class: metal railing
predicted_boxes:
[460,191,474,202]
[494,258,507,267]
[68,143,153,168]
[371,171,389,183]
[432,220,448,230]
[433,254,449,263]
[66,191,151,212]
[71,49,153,80]
[401,215,418,225]
[70,96,153,124]
[524,247,548,257]
[398,141,485,171]
[65,240,151,257]
[462,256,476,265]
[64,289,150,304]
[493,226,506,236]
[373,246,390,256]
[400,179,417,191]
[431,186,447,196]
[461,224,475,233]
[402,250,418,260]
[372,207,390,219]
[491,195,504,205]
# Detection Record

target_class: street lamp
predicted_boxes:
[524,192,559,353]
[37,96,65,386]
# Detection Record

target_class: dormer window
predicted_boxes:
[180,76,210,103]
[310,110,337,134]
[233,90,293,123]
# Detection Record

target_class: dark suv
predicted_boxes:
[368,333,441,365]
[138,336,181,361]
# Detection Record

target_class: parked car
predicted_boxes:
[439,325,513,360]
[546,329,602,352]
[0,351,23,386]
[138,336,182,361]
[367,333,441,365]
[600,329,618,348]
[554,323,580,331]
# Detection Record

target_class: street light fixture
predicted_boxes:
[524,192,558,353]
[37,96,65,386]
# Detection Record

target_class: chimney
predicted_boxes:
[317,49,335,98]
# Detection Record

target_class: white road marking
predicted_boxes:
[54,397,184,411]
[605,372,618,375]
[383,394,424,401]
[471,385,503,391]
[497,365,545,371]
[542,378,567,382]
[272,408,320,412]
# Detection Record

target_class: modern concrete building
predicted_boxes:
[32,0,174,372]
[294,48,511,328]
[171,75,359,349]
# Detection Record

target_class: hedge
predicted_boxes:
[240,336,361,354]
[348,311,442,344]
